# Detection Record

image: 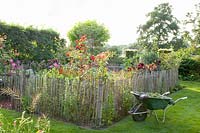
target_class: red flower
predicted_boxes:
[80,44,85,47]
[76,45,80,50]
[90,55,95,61]
[137,63,145,69]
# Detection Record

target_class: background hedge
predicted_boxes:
[0,21,66,63]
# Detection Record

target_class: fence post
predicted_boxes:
[96,78,103,127]
[16,70,24,111]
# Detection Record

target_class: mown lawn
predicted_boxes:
[1,81,200,133]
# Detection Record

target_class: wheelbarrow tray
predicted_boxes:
[133,92,173,110]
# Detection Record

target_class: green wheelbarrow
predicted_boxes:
[128,91,187,123]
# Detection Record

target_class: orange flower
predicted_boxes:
[59,67,64,74]
[66,52,70,57]
[75,40,79,44]
[14,52,20,56]
[80,35,87,41]
[97,53,106,60]
[127,67,133,71]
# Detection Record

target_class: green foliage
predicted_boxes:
[123,58,134,69]
[125,50,137,58]
[179,58,200,81]
[0,34,11,73]
[159,47,194,70]
[106,45,124,65]
[137,3,183,51]
[21,96,30,113]
[102,95,115,126]
[140,51,159,64]
[67,20,110,52]
[0,21,65,62]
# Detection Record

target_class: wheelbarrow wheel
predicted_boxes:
[131,103,147,121]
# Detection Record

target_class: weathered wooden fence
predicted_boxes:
[0,69,178,127]
[133,69,178,93]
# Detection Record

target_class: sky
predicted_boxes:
[0,0,199,45]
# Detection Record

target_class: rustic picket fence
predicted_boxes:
[0,68,178,127]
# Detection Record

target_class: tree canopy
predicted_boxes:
[67,20,110,48]
[184,3,200,48]
[137,3,183,51]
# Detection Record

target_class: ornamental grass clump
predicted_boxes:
[0,111,50,133]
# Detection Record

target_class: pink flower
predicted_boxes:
[11,62,17,69]
[49,65,53,69]
[53,62,59,68]
[9,59,14,63]
[16,60,21,64]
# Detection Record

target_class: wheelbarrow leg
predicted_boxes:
[153,97,188,123]
[153,107,170,123]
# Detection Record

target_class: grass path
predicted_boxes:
[1,81,200,133]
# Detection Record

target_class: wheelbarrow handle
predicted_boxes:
[174,96,188,103]
[179,97,188,100]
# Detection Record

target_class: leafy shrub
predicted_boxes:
[179,58,200,80]
[159,47,194,70]
[0,34,11,73]
[106,46,124,65]
[0,21,65,62]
